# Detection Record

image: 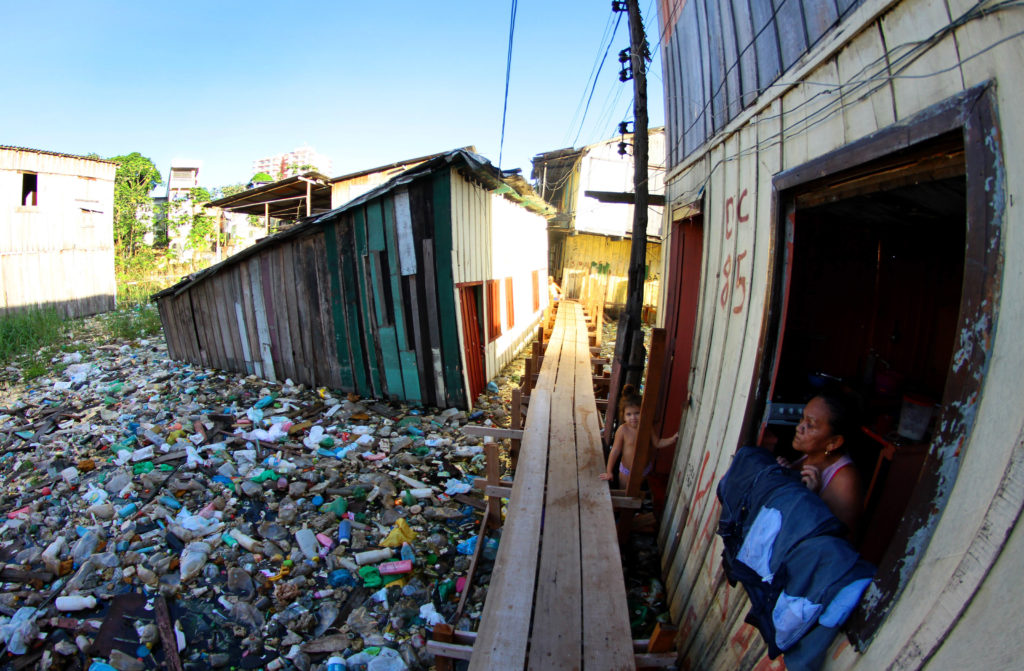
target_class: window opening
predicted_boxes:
[505,277,515,329]
[21,173,37,206]
[486,279,502,342]
[532,269,541,313]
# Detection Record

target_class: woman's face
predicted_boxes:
[792,397,839,456]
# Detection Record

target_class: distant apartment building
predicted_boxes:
[252,144,332,179]
[167,158,201,200]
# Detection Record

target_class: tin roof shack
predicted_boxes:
[652,0,1023,669]
[154,149,550,409]
[0,146,117,318]
[207,171,333,234]
[329,149,462,209]
[532,129,665,319]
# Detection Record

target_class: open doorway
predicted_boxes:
[765,157,966,565]
[747,84,1003,646]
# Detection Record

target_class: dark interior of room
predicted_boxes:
[767,174,966,564]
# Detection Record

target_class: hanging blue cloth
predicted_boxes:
[716,446,875,669]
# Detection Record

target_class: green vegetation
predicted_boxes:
[104,304,162,342]
[0,308,66,365]
[110,152,162,258]
[251,172,273,183]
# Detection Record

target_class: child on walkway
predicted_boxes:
[600,384,678,485]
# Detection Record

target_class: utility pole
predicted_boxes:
[613,0,650,389]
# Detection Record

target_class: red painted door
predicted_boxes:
[459,285,486,403]
[651,212,704,514]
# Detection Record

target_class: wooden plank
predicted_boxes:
[574,303,634,669]
[460,426,524,440]
[323,222,354,390]
[395,187,417,275]
[250,257,276,382]
[311,233,342,388]
[422,241,448,405]
[431,170,464,406]
[294,237,322,385]
[238,261,263,378]
[338,221,370,396]
[384,194,421,404]
[469,389,551,670]
[353,207,382,397]
[272,246,298,383]
[528,305,582,670]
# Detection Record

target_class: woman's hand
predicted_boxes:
[800,464,823,492]
[776,455,792,469]
[599,472,613,481]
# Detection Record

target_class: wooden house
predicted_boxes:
[652,0,1024,668]
[532,129,665,317]
[154,149,551,409]
[0,146,117,318]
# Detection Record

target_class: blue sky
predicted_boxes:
[1,1,665,188]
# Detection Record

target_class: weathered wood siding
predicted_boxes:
[0,148,116,317]
[158,154,549,410]
[656,0,1024,668]
[559,232,661,310]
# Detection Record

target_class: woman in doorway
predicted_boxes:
[778,390,864,534]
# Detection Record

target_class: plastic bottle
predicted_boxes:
[295,528,319,560]
[117,503,138,518]
[316,533,334,550]
[354,548,394,565]
[400,542,415,564]
[378,560,413,575]
[337,519,352,545]
[180,542,210,582]
[71,529,99,566]
[42,536,66,575]
[230,529,260,552]
[326,656,345,671]
[55,595,97,611]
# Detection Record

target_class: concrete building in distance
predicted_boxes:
[0,146,117,317]
[166,159,201,201]
[252,144,332,180]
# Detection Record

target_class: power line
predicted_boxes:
[572,10,625,147]
[498,0,519,171]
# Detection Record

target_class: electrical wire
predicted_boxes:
[563,10,620,147]
[498,0,519,171]
[663,0,1022,164]
[572,10,625,147]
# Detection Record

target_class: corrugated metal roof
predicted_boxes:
[0,145,118,164]
[153,148,552,301]
[205,171,332,219]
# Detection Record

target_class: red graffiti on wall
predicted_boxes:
[730,623,758,659]
[720,188,750,314]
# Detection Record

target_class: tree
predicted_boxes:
[250,172,273,184]
[214,183,247,199]
[110,152,162,258]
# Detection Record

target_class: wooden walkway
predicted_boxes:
[468,300,634,670]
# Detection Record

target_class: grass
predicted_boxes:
[0,307,67,365]
[104,304,163,342]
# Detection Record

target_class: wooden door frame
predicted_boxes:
[742,82,1004,647]
[457,282,487,404]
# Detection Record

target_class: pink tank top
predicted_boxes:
[792,454,853,492]
[820,454,853,491]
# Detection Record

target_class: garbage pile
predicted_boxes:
[0,337,511,670]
